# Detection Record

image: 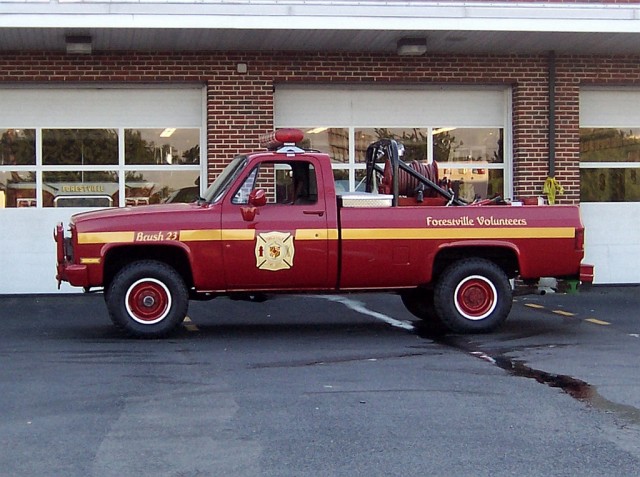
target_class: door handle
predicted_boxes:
[303,210,325,217]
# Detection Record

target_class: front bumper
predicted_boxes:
[56,262,89,288]
[54,222,89,288]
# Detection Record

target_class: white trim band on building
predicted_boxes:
[2,1,640,33]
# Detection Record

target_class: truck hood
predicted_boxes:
[70,203,214,233]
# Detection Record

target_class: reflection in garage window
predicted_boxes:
[285,126,506,200]
[43,171,118,208]
[0,171,36,208]
[125,129,200,165]
[126,170,200,205]
[3,127,202,208]
[0,130,36,208]
[43,129,118,166]
[1,129,36,166]
[440,168,504,203]
[580,128,640,202]
[296,128,348,164]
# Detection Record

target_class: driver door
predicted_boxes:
[221,158,330,290]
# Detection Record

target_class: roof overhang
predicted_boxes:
[2,1,640,55]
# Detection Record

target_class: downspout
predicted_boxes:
[548,50,556,178]
[543,50,564,204]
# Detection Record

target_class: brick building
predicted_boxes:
[1,0,640,292]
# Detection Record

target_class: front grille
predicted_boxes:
[63,237,74,262]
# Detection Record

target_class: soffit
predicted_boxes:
[1,1,640,55]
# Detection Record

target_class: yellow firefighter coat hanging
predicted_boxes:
[255,231,295,271]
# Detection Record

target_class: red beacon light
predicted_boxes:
[259,128,305,152]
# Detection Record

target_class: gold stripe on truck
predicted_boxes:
[77,231,136,244]
[179,230,222,241]
[341,227,575,240]
[295,229,339,240]
[76,226,570,245]
[221,230,256,241]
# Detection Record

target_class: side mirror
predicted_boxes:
[241,189,267,222]
[249,189,267,207]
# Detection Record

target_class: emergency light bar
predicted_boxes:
[260,128,304,151]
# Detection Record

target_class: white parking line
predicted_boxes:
[316,295,415,331]
[183,316,199,332]
[470,351,497,364]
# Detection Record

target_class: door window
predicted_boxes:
[232,161,317,206]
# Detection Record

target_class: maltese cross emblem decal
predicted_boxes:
[255,231,295,271]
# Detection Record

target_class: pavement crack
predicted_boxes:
[249,351,438,369]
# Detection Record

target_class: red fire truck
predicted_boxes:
[55,129,593,337]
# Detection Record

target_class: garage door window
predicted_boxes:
[434,127,504,202]
[41,129,119,207]
[298,128,349,164]
[124,128,200,205]
[43,171,118,208]
[125,129,200,166]
[0,127,202,208]
[0,129,36,208]
[43,129,118,166]
[294,126,504,200]
[580,128,640,202]
[125,170,200,206]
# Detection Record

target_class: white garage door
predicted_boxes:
[0,87,205,294]
[275,85,512,200]
[580,87,640,284]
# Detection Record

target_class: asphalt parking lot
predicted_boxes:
[1,286,639,476]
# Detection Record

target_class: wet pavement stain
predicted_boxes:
[493,355,640,428]
[492,356,595,400]
[417,330,640,429]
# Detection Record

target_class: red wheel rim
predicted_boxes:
[454,275,497,320]
[125,278,172,325]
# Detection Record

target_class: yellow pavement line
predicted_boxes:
[552,310,576,317]
[523,302,611,327]
[183,316,199,332]
[585,318,611,326]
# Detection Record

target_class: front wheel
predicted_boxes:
[434,258,512,334]
[106,260,188,338]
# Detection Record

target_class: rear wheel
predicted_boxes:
[106,260,188,338]
[434,258,512,334]
[401,288,448,335]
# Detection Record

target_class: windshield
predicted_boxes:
[202,155,248,203]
